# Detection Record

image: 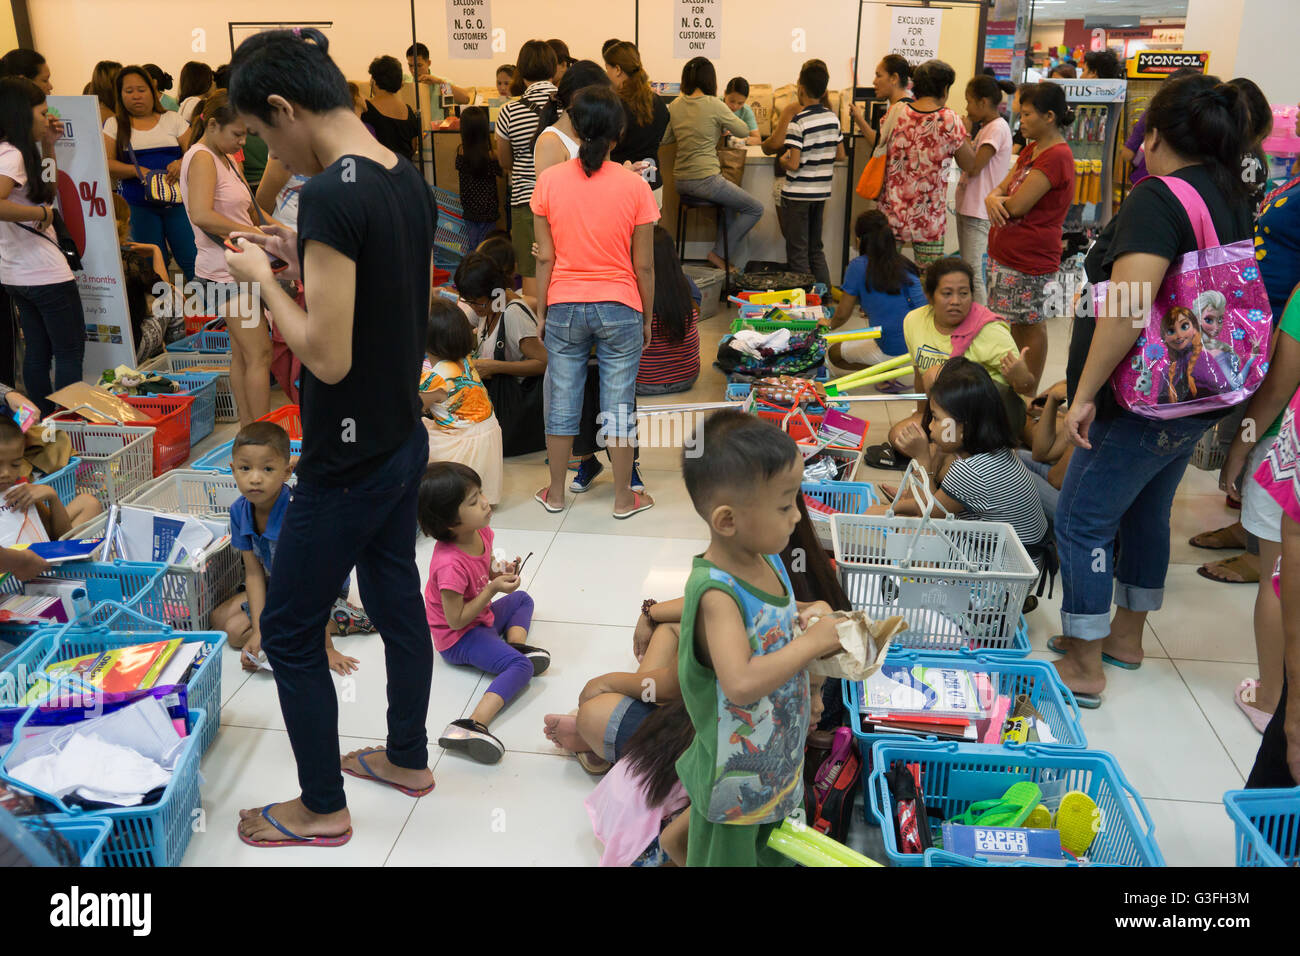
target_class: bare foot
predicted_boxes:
[705,252,730,271]
[543,713,593,752]
[237,797,351,844]
[340,747,434,792]
[613,489,654,517]
[1101,629,1144,668]
[1051,643,1106,698]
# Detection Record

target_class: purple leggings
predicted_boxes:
[438,590,535,702]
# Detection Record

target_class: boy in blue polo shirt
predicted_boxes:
[211,421,375,675]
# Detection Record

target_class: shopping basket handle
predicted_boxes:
[50,599,173,645]
[1119,771,1158,845]
[43,403,132,427]
[867,762,890,825]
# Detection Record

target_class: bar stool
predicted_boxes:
[675,194,730,276]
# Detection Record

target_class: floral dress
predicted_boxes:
[876,106,966,245]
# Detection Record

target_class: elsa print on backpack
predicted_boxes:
[1094,176,1272,419]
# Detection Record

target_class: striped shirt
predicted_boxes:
[495,80,557,206]
[940,449,1048,550]
[781,105,841,201]
[638,307,701,388]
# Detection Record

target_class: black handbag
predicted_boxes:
[18,208,82,272]
[482,310,545,457]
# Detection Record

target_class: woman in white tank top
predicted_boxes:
[532,61,610,178]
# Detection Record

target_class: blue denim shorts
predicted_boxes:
[543,301,643,439]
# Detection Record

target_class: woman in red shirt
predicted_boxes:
[985,82,1076,393]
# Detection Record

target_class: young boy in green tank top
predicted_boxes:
[677,411,845,866]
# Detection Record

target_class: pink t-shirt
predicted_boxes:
[584,757,689,866]
[955,116,1012,219]
[0,143,74,287]
[1256,388,1300,527]
[179,143,255,283]
[530,159,660,313]
[424,526,495,652]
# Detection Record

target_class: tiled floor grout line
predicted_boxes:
[1166,658,1248,787]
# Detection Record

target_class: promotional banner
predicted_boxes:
[445,0,492,59]
[674,0,721,60]
[888,8,943,64]
[46,95,135,380]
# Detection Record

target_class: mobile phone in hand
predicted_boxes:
[210,231,289,273]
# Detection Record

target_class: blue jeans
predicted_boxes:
[260,421,432,814]
[1016,449,1060,522]
[5,280,85,416]
[1055,411,1215,641]
[676,174,764,262]
[128,201,197,283]
[463,219,497,254]
[543,302,643,439]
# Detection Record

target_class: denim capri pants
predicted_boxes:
[543,301,643,440]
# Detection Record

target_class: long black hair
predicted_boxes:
[652,225,694,344]
[1144,73,1251,201]
[459,106,495,178]
[532,59,610,155]
[619,700,694,808]
[855,210,918,296]
[781,496,852,610]
[569,85,625,177]
[228,28,352,126]
[0,49,46,83]
[178,61,214,104]
[0,77,53,203]
[923,357,1014,456]
[681,57,717,96]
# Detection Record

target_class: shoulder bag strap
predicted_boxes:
[121,131,148,182]
[1154,174,1221,249]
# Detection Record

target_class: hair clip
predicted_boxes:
[292,27,302,37]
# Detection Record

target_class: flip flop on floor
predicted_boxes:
[1046,634,1141,670]
[341,749,435,797]
[1072,692,1102,709]
[863,442,908,471]
[237,805,353,848]
[1197,553,1259,584]
[534,487,565,513]
[1189,525,1246,550]
[613,491,654,520]
[576,751,612,775]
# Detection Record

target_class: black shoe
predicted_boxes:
[438,718,505,764]
[512,643,551,676]
[864,441,909,471]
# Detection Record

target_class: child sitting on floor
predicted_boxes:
[211,422,375,676]
[676,410,844,867]
[420,461,550,764]
[1019,379,1073,521]
[421,299,504,505]
[868,357,1049,564]
[0,417,101,545]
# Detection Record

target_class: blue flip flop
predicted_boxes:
[1047,634,1141,671]
[238,805,353,848]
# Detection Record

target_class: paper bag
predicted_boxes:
[749,83,775,138]
[46,383,151,426]
[717,144,747,186]
[773,83,799,126]
[839,88,854,131]
[806,613,907,682]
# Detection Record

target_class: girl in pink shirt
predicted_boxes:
[420,461,551,764]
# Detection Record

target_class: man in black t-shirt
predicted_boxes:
[226,28,437,849]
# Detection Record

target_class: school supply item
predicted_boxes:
[940,822,1065,863]
[19,638,181,705]
[804,612,905,682]
[804,728,864,844]
[0,579,89,625]
[113,506,219,565]
[862,663,988,719]
[824,353,914,396]
[885,761,934,855]
[766,816,881,866]
[8,401,38,434]
[1093,176,1272,419]
[0,685,188,747]
[13,540,103,564]
[0,503,46,549]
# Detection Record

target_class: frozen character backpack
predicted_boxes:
[1093,176,1272,419]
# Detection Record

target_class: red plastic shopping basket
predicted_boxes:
[255,404,302,440]
[123,394,195,475]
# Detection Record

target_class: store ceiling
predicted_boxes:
[1029,0,1188,22]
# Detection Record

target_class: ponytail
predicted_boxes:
[186,89,239,150]
[1145,73,1251,200]
[1020,82,1075,130]
[569,85,624,177]
[530,59,612,157]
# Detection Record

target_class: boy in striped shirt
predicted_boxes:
[780,62,845,287]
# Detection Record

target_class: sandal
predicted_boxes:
[1047,634,1141,671]
[341,749,435,797]
[1196,553,1259,584]
[534,487,565,514]
[1055,791,1101,857]
[237,804,353,848]
[1189,524,1246,550]
[613,491,655,520]
[864,441,908,471]
[576,751,613,775]
[1235,678,1274,734]
[950,782,1041,828]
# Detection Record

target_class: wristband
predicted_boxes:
[640,597,658,623]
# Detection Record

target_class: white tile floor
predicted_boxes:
[183,305,1263,867]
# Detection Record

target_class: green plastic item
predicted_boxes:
[766,819,883,867]
[950,781,1043,828]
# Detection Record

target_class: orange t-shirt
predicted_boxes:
[530,159,660,313]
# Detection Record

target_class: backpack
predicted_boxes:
[804,726,861,844]
[1093,176,1272,420]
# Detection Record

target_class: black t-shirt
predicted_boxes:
[296,155,435,486]
[612,97,670,191]
[361,102,421,161]
[1068,164,1254,417]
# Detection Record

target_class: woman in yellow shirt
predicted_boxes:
[864,258,1036,471]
